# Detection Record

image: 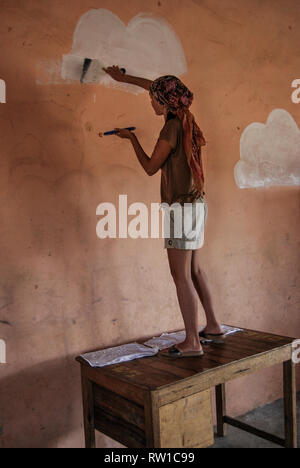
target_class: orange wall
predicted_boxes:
[0,0,299,448]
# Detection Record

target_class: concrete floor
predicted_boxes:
[211,393,300,448]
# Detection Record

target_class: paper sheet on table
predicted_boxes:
[144,325,243,350]
[200,325,243,342]
[80,342,158,368]
[80,325,243,367]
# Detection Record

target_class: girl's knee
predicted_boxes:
[191,264,203,278]
[171,269,193,285]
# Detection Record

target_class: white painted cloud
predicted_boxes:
[234,109,300,188]
[61,9,187,93]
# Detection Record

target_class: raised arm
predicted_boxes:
[102,66,153,91]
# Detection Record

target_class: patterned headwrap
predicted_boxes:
[150,75,206,196]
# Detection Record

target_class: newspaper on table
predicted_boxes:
[144,330,186,351]
[80,325,243,368]
[144,325,243,350]
[80,342,159,368]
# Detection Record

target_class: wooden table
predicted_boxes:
[76,326,297,449]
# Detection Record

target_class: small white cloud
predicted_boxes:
[61,9,187,92]
[234,109,300,188]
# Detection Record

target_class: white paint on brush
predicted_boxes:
[234,109,300,188]
[61,9,187,92]
[81,59,105,84]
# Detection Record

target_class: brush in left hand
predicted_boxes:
[98,127,136,137]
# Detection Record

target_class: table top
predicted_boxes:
[76,326,294,391]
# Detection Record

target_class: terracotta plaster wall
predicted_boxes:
[0,0,299,448]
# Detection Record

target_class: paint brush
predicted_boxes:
[80,58,126,84]
[98,127,136,137]
[80,58,92,83]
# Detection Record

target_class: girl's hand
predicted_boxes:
[114,128,134,139]
[102,66,125,82]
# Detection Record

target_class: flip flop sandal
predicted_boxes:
[199,331,225,343]
[159,345,204,359]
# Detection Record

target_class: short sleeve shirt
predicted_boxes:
[158,116,202,206]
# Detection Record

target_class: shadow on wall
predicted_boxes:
[0,53,129,447]
[0,358,82,448]
[1,41,163,447]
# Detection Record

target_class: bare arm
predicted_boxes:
[129,133,172,176]
[102,66,153,91]
[124,75,153,91]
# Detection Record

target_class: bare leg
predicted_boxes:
[167,248,202,352]
[191,248,222,334]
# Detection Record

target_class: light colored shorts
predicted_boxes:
[160,195,208,250]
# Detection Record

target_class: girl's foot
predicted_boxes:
[175,339,203,353]
[202,323,223,335]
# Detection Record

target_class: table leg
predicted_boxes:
[81,372,96,448]
[216,384,227,437]
[283,360,297,448]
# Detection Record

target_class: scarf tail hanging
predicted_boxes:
[181,110,206,195]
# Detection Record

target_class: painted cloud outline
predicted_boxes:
[61,9,187,92]
[234,109,300,188]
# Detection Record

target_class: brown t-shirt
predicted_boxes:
[158,115,203,206]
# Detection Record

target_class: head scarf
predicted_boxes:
[150,75,206,196]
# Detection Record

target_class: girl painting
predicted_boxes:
[103,66,224,357]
